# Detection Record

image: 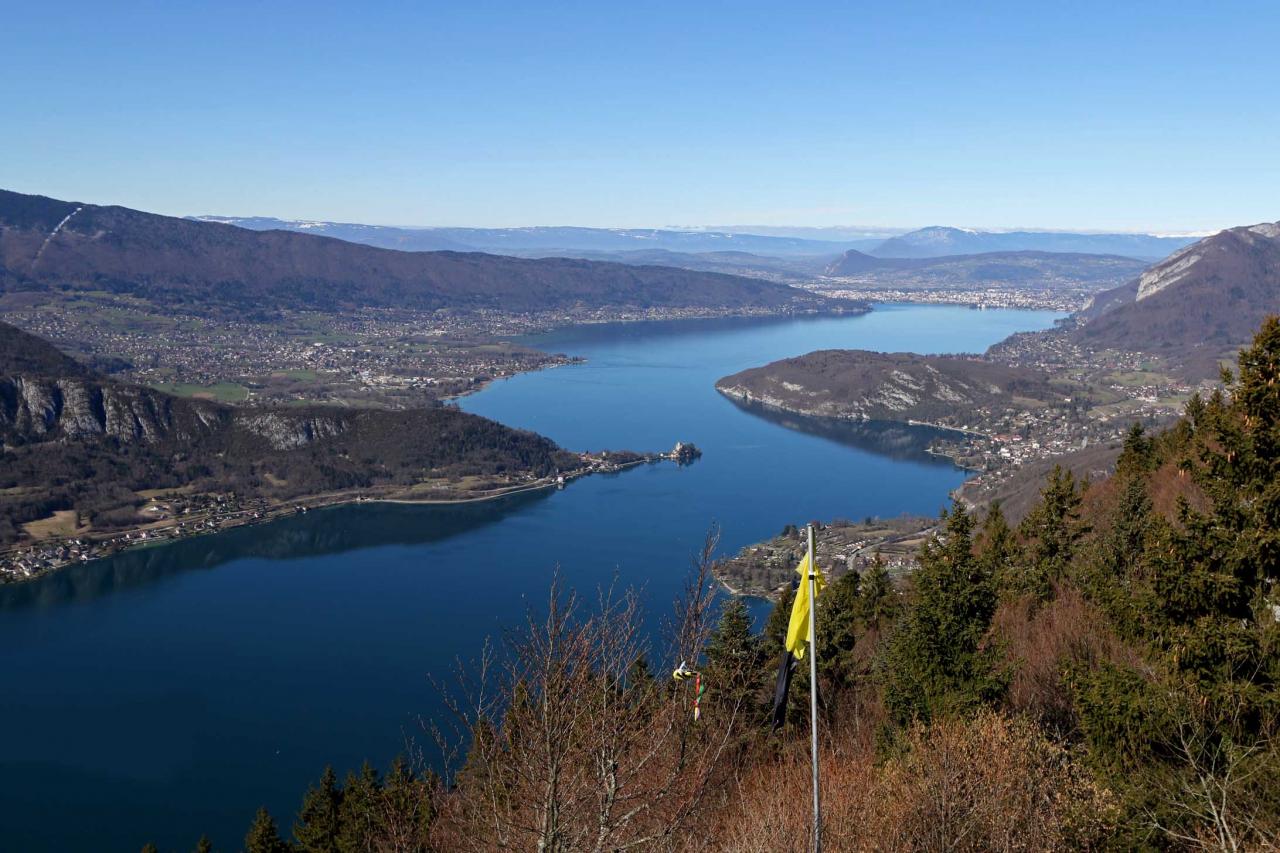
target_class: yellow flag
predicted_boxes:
[784,550,825,659]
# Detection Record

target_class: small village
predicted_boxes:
[3,299,846,409]
[714,516,933,598]
[816,282,1103,312]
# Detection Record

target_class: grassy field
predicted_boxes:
[151,381,250,402]
[1106,369,1176,387]
[23,510,88,540]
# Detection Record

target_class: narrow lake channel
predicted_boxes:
[0,303,1061,851]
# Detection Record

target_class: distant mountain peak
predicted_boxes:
[187,216,865,256]
[871,226,1197,260]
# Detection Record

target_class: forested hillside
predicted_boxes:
[0,322,580,545]
[0,189,844,316]
[717,349,1065,424]
[196,319,1280,851]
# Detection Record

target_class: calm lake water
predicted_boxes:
[0,304,1060,851]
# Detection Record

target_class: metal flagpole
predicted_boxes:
[807,523,822,853]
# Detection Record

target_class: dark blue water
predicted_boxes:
[0,304,1059,851]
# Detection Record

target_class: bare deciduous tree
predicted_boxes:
[430,527,755,851]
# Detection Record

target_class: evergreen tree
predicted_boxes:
[194,836,214,853]
[855,552,898,628]
[335,763,381,853]
[1116,422,1155,476]
[141,844,160,853]
[244,807,290,853]
[627,654,656,692]
[816,567,862,697]
[705,596,764,716]
[706,596,757,673]
[882,502,1001,726]
[293,766,342,853]
[976,503,1020,599]
[1016,465,1088,599]
[1096,472,1154,601]
[763,584,795,653]
[1132,320,1280,736]
[1070,321,1280,844]
[377,758,435,850]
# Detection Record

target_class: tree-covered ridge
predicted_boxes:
[0,318,90,377]
[0,188,846,316]
[168,318,1280,852]
[0,321,581,545]
[716,348,1067,425]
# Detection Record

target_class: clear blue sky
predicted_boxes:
[2,1,1277,232]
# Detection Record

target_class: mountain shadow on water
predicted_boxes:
[0,489,552,612]
[724,397,960,467]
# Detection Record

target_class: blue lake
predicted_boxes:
[0,304,1060,851]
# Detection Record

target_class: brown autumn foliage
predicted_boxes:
[1147,458,1212,520]
[428,533,758,852]
[715,710,1116,852]
[992,583,1146,737]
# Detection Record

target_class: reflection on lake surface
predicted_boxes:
[0,492,551,613]
[721,397,960,465]
[0,304,1062,851]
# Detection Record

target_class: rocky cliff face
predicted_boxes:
[235,410,351,450]
[0,320,366,451]
[0,372,359,451]
[0,374,227,444]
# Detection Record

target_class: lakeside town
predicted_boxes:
[1,296,864,408]
[816,283,1095,312]
[714,516,935,598]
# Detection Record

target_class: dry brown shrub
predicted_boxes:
[711,711,1116,853]
[1078,470,1118,526]
[1148,458,1211,520]
[992,584,1144,737]
[428,534,755,852]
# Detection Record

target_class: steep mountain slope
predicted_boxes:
[0,190,841,316]
[1071,222,1280,373]
[716,349,1065,424]
[825,249,1147,286]
[0,321,580,543]
[871,226,1195,260]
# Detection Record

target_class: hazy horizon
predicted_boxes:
[191,212,1220,239]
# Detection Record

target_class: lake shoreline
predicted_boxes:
[0,456,664,586]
